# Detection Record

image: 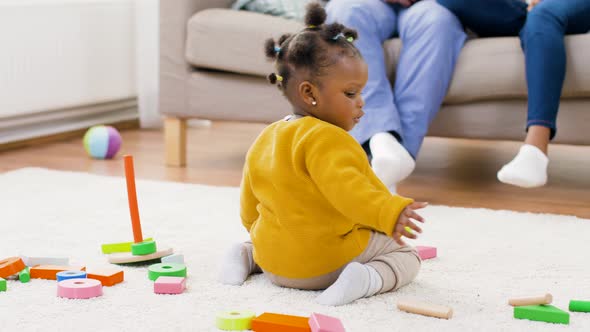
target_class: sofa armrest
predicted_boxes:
[159,0,233,116]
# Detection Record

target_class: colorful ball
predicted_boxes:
[83,125,122,159]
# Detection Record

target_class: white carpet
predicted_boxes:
[1,168,589,332]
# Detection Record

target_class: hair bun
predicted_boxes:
[304,2,327,27]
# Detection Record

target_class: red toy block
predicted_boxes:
[251,313,311,332]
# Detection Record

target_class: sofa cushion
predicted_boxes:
[187,9,590,103]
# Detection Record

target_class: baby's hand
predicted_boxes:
[392,202,428,246]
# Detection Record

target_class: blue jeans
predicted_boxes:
[437,0,590,139]
[326,0,466,158]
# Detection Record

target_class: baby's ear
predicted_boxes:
[298,81,318,107]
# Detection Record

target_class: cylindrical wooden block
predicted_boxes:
[508,293,552,306]
[397,300,453,319]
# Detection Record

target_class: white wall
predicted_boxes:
[135,0,160,128]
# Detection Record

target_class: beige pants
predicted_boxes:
[250,232,421,294]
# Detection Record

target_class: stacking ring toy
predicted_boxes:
[216,311,256,330]
[57,279,102,299]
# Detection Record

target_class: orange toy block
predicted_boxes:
[0,257,26,278]
[87,268,124,286]
[251,313,311,332]
[30,265,86,280]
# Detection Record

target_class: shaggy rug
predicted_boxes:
[0,168,588,331]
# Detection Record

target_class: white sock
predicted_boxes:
[315,262,383,306]
[369,132,416,189]
[497,144,549,188]
[219,242,254,285]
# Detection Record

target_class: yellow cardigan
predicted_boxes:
[240,116,413,278]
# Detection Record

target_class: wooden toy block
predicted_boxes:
[514,305,569,324]
[30,265,86,280]
[18,267,30,283]
[216,311,256,331]
[0,257,26,278]
[0,277,6,291]
[19,255,69,267]
[87,268,124,286]
[397,299,453,319]
[509,293,552,306]
[101,238,153,254]
[154,276,185,294]
[107,247,173,264]
[416,246,437,260]
[251,313,311,332]
[309,313,345,332]
[56,270,87,282]
[161,253,184,264]
[569,300,590,312]
[148,263,187,281]
[131,240,157,256]
[57,279,102,299]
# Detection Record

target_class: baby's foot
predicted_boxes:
[369,132,415,190]
[219,242,254,285]
[497,144,548,188]
[315,262,382,306]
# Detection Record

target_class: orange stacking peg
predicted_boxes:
[251,313,311,332]
[0,257,26,278]
[124,155,143,243]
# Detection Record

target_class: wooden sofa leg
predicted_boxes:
[164,117,187,167]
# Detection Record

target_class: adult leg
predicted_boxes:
[498,0,590,188]
[395,0,466,158]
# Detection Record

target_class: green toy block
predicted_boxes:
[569,300,590,313]
[101,238,153,253]
[0,277,6,291]
[131,240,157,256]
[18,267,30,283]
[514,305,569,325]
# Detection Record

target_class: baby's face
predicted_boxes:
[315,56,368,131]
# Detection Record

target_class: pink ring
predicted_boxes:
[57,278,103,299]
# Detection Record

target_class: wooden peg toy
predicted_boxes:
[251,313,311,332]
[87,268,124,286]
[0,257,26,278]
[514,304,569,324]
[309,313,345,332]
[397,299,453,319]
[216,311,256,331]
[30,265,86,280]
[508,293,552,306]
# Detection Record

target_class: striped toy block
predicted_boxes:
[30,265,86,280]
[251,313,311,332]
[87,268,124,286]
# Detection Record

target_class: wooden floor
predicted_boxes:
[1,121,589,218]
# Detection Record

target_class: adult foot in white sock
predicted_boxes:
[316,262,383,306]
[369,132,415,189]
[497,144,549,188]
[219,242,254,285]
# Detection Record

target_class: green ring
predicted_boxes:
[131,240,157,256]
[216,311,256,330]
[148,263,187,281]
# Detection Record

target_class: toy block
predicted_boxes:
[30,265,85,280]
[251,313,311,332]
[397,299,453,319]
[18,267,30,283]
[0,277,6,291]
[154,276,185,294]
[569,300,590,312]
[56,270,87,282]
[101,238,153,254]
[416,246,437,260]
[509,293,552,306]
[0,257,26,278]
[161,253,184,264]
[514,305,569,324]
[57,279,102,299]
[216,311,256,331]
[87,268,124,286]
[19,255,69,267]
[309,313,345,332]
[148,263,187,281]
[107,247,173,264]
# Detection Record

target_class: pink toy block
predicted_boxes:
[416,246,437,260]
[57,279,102,299]
[154,276,186,294]
[309,313,345,332]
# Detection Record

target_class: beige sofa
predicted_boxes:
[160,0,590,166]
